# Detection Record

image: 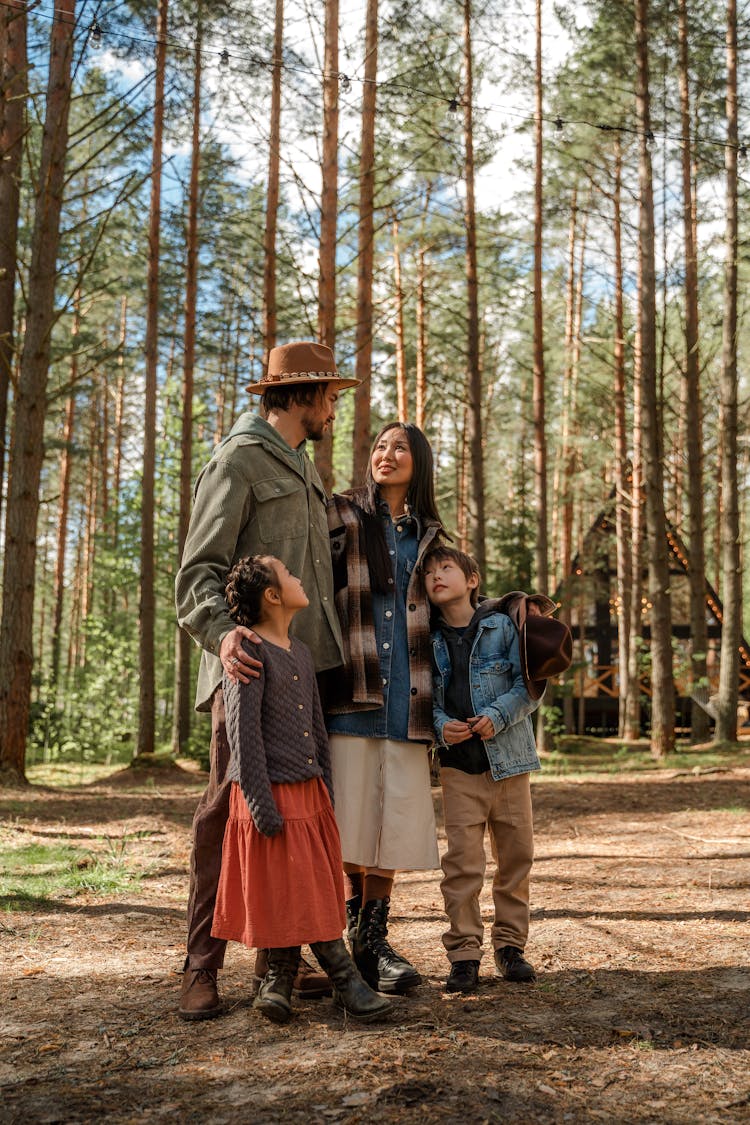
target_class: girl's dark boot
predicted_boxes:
[310,939,393,1022]
[345,895,361,951]
[353,898,422,994]
[253,946,300,1023]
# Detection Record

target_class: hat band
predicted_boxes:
[264,369,340,383]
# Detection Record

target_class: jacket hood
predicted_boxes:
[438,596,503,635]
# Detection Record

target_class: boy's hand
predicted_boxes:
[467,715,494,740]
[442,720,473,745]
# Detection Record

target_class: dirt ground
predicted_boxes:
[1,760,749,1125]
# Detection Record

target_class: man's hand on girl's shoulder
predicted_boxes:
[220,627,263,683]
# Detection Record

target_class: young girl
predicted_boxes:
[211,554,391,1025]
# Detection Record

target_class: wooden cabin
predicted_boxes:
[556,506,750,734]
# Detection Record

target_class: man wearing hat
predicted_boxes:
[175,341,359,1020]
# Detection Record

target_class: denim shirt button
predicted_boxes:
[383,642,390,650]
[385,610,392,618]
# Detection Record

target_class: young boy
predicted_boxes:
[424,546,551,994]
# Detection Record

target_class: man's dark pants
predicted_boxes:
[186,688,231,971]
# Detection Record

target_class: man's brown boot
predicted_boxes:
[254,949,332,999]
[178,967,222,1021]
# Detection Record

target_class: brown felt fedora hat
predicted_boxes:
[520,613,573,701]
[245,341,360,393]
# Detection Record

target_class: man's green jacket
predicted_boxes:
[175,412,343,711]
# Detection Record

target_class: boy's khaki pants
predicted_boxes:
[440,768,534,962]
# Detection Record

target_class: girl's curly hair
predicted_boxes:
[225,555,279,628]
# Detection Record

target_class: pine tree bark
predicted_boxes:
[172,8,202,758]
[0,0,27,535]
[51,293,80,689]
[612,139,632,739]
[624,244,644,742]
[677,0,709,743]
[315,0,338,491]
[112,296,127,551]
[635,0,675,757]
[532,0,548,594]
[262,0,283,372]
[352,0,378,482]
[0,0,76,783]
[392,214,408,421]
[137,0,168,760]
[716,0,740,743]
[462,0,485,576]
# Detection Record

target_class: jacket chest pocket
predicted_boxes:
[252,477,308,542]
[476,658,513,697]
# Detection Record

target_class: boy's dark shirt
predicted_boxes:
[435,599,502,774]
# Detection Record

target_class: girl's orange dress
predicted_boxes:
[210,638,345,950]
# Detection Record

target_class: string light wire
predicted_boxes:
[5,0,747,157]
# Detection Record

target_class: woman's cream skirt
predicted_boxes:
[329,735,440,871]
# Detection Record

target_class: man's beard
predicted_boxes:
[301,415,327,442]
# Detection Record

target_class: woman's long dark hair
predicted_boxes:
[347,422,444,594]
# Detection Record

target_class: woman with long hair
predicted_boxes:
[325,422,445,994]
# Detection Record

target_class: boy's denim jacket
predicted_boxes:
[431,611,541,782]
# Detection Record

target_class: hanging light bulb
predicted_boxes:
[339,72,351,93]
[89,19,103,49]
[219,48,229,67]
[551,115,568,145]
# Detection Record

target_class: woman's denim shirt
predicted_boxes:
[327,506,418,742]
[431,612,541,781]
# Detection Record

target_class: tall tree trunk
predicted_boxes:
[172,9,201,758]
[137,0,168,760]
[716,0,740,743]
[635,0,675,757]
[0,0,76,783]
[0,0,26,534]
[112,296,127,550]
[532,0,548,594]
[352,0,378,482]
[392,213,408,421]
[624,249,644,742]
[50,293,80,689]
[678,0,709,743]
[612,139,632,739]
[415,205,430,434]
[462,0,485,575]
[560,189,587,735]
[262,0,283,372]
[315,0,338,491]
[79,387,99,668]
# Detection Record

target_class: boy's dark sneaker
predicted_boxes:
[445,960,480,994]
[494,946,536,983]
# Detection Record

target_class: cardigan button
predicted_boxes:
[410,688,417,696]
[408,603,416,611]
[303,731,309,737]
[307,757,313,764]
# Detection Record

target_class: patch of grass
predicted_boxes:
[25,762,123,788]
[540,736,750,777]
[0,838,140,912]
